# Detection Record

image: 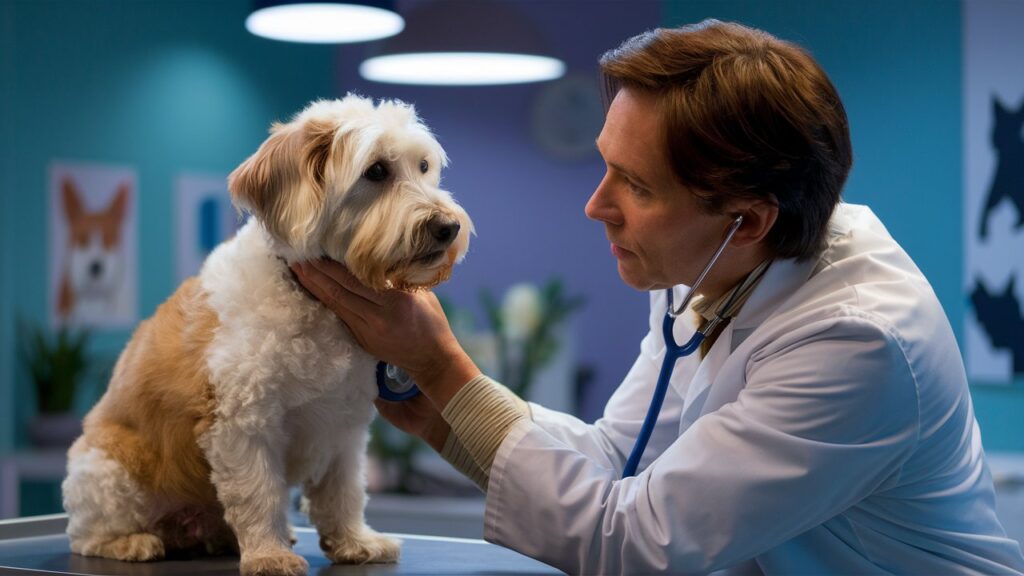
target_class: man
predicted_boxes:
[294,20,1024,575]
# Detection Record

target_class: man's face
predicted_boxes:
[586,88,734,292]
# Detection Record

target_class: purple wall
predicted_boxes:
[332,0,663,421]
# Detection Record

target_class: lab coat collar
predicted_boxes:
[729,256,817,332]
[677,258,817,430]
[730,203,864,333]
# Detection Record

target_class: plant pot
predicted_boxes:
[30,412,83,449]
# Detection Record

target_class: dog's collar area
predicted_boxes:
[279,256,317,300]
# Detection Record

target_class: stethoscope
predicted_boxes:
[377,360,421,402]
[376,214,768,481]
[621,215,771,478]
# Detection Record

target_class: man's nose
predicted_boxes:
[585,176,616,223]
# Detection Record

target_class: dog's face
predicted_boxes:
[228,96,472,291]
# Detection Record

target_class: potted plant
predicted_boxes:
[481,278,586,400]
[19,320,90,448]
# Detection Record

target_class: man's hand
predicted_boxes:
[291,259,479,410]
[374,395,450,451]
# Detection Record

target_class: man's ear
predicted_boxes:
[228,118,337,251]
[729,196,779,248]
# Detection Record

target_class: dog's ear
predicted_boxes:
[228,117,338,252]
[62,178,84,223]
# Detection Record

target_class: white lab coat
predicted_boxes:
[483,204,1024,575]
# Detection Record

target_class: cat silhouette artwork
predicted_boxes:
[970,277,1024,375]
[979,97,1024,240]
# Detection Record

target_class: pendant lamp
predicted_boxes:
[246,0,404,44]
[359,0,565,86]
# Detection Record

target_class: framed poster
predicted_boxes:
[963,0,1024,385]
[49,161,138,329]
[175,173,242,283]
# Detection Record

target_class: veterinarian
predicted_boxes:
[293,20,1024,575]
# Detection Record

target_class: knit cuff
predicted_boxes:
[440,432,489,492]
[441,374,529,481]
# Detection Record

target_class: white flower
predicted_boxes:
[501,283,543,341]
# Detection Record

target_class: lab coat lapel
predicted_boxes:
[679,256,819,431]
[678,322,735,432]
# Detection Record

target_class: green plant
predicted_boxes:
[480,279,586,399]
[368,418,423,494]
[19,321,91,414]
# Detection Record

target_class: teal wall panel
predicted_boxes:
[0,0,333,451]
[1,0,14,453]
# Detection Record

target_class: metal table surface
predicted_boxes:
[0,515,561,575]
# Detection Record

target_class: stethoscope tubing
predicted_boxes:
[622,313,705,477]
[621,215,745,479]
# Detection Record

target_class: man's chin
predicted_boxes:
[617,263,657,292]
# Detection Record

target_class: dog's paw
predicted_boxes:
[321,529,400,564]
[240,549,309,576]
[72,533,165,562]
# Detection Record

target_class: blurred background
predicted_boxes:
[1,0,1022,538]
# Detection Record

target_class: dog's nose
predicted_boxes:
[427,217,460,247]
[89,261,104,278]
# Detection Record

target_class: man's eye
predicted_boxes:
[626,178,648,196]
[364,162,388,182]
[420,159,429,174]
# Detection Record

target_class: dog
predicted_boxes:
[56,178,130,322]
[61,95,473,576]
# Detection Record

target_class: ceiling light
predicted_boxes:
[361,52,564,86]
[246,1,404,44]
[359,0,565,86]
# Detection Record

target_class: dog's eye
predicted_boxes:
[364,162,388,182]
[419,159,429,174]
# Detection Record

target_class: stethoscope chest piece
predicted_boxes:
[376,361,422,401]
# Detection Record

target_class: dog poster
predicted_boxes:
[174,173,242,283]
[49,161,138,329]
[963,0,1024,385]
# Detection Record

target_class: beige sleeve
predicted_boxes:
[438,374,532,491]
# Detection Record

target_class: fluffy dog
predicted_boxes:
[61,96,473,576]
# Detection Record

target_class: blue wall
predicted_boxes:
[664,0,1023,451]
[0,0,333,451]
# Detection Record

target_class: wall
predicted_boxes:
[0,0,333,450]
[663,0,1023,451]
[0,1,13,453]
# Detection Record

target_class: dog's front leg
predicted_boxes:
[205,422,308,576]
[304,438,400,564]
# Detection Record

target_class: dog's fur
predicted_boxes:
[57,179,130,322]
[62,96,473,576]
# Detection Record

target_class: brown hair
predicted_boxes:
[599,20,852,260]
